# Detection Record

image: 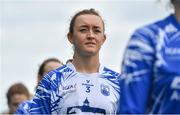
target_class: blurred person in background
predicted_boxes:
[3,83,30,114]
[35,58,64,89]
[120,0,180,114]
[16,57,64,113]
[16,8,121,114]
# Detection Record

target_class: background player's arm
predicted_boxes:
[120,27,155,113]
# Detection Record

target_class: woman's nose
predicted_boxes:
[87,30,95,38]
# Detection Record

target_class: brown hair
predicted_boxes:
[38,58,63,79]
[6,83,30,105]
[68,8,105,34]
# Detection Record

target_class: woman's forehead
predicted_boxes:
[74,14,103,27]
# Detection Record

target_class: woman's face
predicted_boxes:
[9,94,28,114]
[36,61,63,87]
[68,14,106,57]
[43,61,63,76]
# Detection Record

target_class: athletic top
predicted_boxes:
[120,14,180,114]
[16,62,121,114]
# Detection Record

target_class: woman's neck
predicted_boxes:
[174,3,180,23]
[72,54,100,73]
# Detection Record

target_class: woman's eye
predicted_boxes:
[80,29,88,32]
[94,29,101,33]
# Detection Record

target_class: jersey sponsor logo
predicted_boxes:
[170,77,180,100]
[62,84,76,90]
[62,84,76,96]
[82,80,94,93]
[67,98,106,114]
[100,84,110,96]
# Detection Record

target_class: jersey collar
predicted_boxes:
[66,61,104,74]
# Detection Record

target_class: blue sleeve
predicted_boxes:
[28,74,53,114]
[120,27,155,114]
[18,73,56,114]
[16,100,31,114]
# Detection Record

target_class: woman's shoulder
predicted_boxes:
[101,66,122,79]
[45,64,74,76]
[43,64,76,83]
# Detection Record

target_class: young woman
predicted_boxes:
[120,0,180,114]
[16,8,121,114]
[15,58,63,113]
[6,83,30,114]
[36,58,63,89]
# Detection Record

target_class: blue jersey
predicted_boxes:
[120,14,180,114]
[16,62,121,114]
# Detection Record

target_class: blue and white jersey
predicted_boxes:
[16,100,32,114]
[120,14,180,114]
[16,62,121,114]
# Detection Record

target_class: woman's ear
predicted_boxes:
[102,34,106,44]
[67,33,74,44]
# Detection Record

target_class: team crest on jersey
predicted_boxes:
[100,84,110,96]
[67,98,106,114]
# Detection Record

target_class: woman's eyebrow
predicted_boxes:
[79,25,88,28]
[93,26,101,29]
